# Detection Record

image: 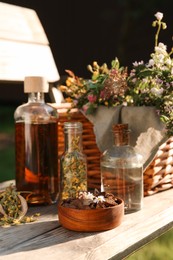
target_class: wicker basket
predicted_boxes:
[144,136,173,196]
[56,104,173,196]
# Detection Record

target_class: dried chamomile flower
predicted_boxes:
[0,184,40,227]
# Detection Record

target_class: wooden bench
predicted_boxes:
[0,180,173,259]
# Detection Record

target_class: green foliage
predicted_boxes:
[0,104,15,182]
[127,229,173,260]
[0,146,15,182]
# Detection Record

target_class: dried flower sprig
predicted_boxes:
[59,58,128,114]
[0,184,40,227]
[59,69,87,102]
[61,190,120,209]
[152,12,167,47]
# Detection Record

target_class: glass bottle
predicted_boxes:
[59,122,87,202]
[14,76,59,205]
[100,123,143,213]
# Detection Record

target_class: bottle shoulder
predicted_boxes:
[14,102,58,121]
[102,145,135,157]
[101,145,143,165]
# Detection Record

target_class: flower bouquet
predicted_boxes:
[59,12,173,137]
[57,12,173,195]
[59,58,128,114]
[126,12,173,137]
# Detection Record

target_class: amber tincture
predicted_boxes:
[14,76,59,205]
[59,122,87,201]
[100,124,143,213]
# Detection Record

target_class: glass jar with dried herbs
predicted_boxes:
[59,122,88,202]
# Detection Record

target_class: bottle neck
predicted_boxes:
[113,131,130,146]
[28,92,45,103]
[64,122,83,152]
[112,123,130,146]
[64,131,83,152]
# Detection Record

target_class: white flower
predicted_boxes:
[151,87,164,96]
[155,12,163,21]
[122,101,127,106]
[158,42,167,50]
[132,78,137,83]
[165,58,172,66]
[98,195,105,201]
[155,43,167,55]
[148,59,155,67]
[158,54,165,62]
[132,61,138,67]
[142,78,149,83]
[132,61,144,66]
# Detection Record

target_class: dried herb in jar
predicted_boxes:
[60,122,87,200]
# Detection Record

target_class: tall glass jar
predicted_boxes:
[59,122,87,202]
[100,124,143,213]
[14,76,59,205]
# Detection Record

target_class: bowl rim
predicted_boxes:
[58,197,124,212]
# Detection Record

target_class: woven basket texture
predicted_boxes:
[144,136,173,196]
[57,105,173,196]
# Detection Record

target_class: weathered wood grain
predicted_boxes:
[0,187,172,260]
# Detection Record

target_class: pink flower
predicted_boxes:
[87,94,97,103]
[82,103,90,113]
[100,90,105,98]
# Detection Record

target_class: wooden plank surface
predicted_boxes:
[0,187,172,260]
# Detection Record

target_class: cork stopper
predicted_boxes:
[24,76,49,93]
[112,124,129,145]
[112,123,128,133]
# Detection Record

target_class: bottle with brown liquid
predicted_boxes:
[14,76,59,205]
[100,124,143,213]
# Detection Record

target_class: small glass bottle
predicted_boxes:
[14,76,59,205]
[59,122,87,202]
[100,124,143,213]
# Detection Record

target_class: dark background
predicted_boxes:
[0,0,173,103]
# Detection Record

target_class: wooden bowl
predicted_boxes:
[58,198,124,232]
